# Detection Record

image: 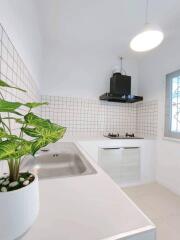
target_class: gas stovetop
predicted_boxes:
[105,133,144,139]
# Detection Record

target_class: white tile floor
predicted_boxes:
[123,183,180,240]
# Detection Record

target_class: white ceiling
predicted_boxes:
[33,0,180,55]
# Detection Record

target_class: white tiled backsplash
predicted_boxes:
[136,100,158,137]
[41,95,158,137]
[41,96,136,136]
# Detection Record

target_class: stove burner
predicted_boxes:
[108,133,120,138]
[105,133,143,139]
[125,133,135,138]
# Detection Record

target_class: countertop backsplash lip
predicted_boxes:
[41,95,158,138]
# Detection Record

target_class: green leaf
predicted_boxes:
[22,125,66,140]
[31,138,50,155]
[0,139,32,160]
[21,127,42,138]
[0,140,18,160]
[0,79,26,92]
[24,112,53,128]
[23,113,66,155]
[24,102,48,109]
[0,100,23,116]
[31,125,66,155]
[16,118,25,124]
[18,140,33,158]
[24,113,66,137]
[30,124,66,155]
[0,127,8,138]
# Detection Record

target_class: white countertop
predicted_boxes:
[23,138,156,240]
[61,134,156,142]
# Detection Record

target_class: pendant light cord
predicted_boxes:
[145,0,149,24]
[120,57,126,75]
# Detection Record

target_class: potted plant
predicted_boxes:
[0,80,66,240]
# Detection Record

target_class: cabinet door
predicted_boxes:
[98,148,123,181]
[98,147,140,184]
[120,147,140,183]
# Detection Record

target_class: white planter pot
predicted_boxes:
[0,174,39,240]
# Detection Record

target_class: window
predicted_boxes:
[165,70,180,139]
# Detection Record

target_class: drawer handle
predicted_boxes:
[101,148,121,150]
[123,147,139,149]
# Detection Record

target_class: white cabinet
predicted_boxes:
[78,139,156,185]
[98,147,140,184]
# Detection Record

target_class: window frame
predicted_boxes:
[164,69,180,139]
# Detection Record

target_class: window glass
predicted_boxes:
[164,70,180,139]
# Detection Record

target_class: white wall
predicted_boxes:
[35,0,180,99]
[138,33,180,195]
[0,0,43,86]
[40,42,139,98]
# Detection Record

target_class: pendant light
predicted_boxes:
[130,0,164,52]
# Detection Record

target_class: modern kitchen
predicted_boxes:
[0,1,180,240]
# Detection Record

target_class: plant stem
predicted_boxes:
[0,119,11,134]
[15,159,20,180]
[8,159,20,182]
[8,159,14,182]
[0,114,6,131]
[19,107,31,138]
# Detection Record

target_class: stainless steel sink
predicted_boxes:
[21,143,97,179]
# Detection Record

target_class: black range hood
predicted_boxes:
[99,72,143,103]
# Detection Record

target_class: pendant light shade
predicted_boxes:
[130,25,164,52]
[130,0,164,52]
